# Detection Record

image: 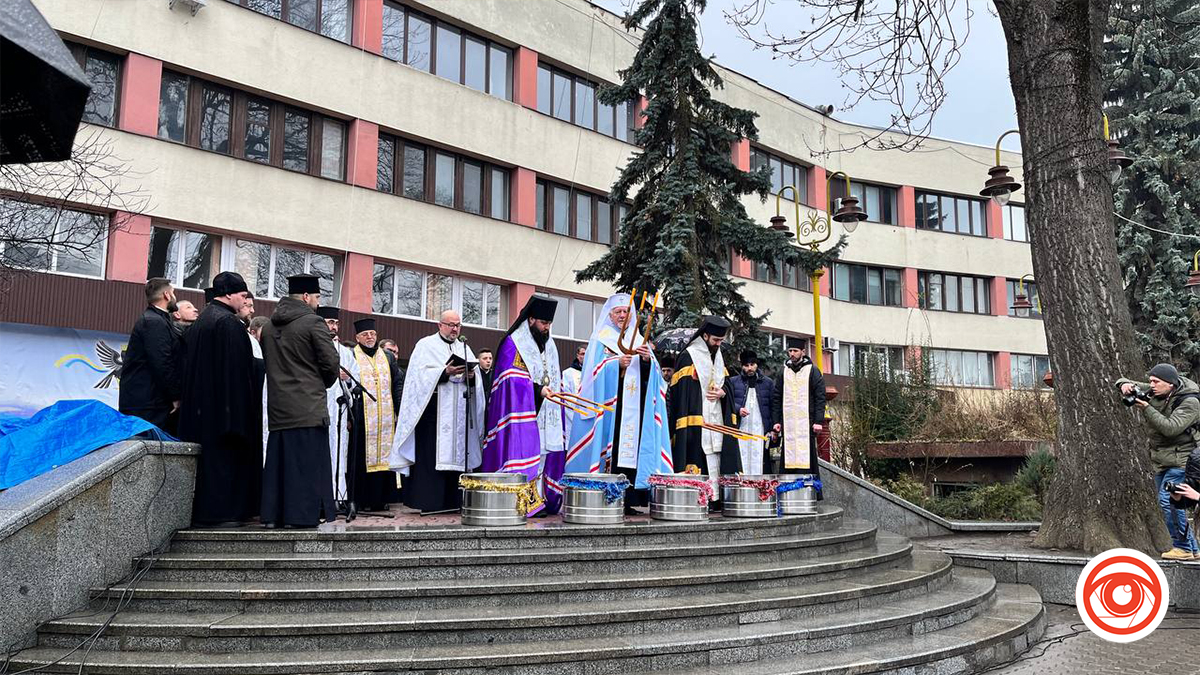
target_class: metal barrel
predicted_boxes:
[561,472,626,525]
[721,475,779,518]
[649,474,709,522]
[460,472,528,527]
[777,475,819,515]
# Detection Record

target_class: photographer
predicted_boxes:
[1117,363,1200,560]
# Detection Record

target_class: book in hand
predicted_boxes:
[446,353,478,370]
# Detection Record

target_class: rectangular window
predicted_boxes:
[576,81,595,130]
[319,0,350,43]
[615,101,630,142]
[464,36,487,92]
[552,185,569,235]
[1006,279,1043,318]
[286,0,317,31]
[374,265,504,326]
[232,239,342,301]
[833,262,902,306]
[597,101,614,137]
[372,262,394,314]
[435,25,461,83]
[537,64,552,114]
[68,44,120,127]
[916,191,987,237]
[1008,354,1051,389]
[425,273,454,320]
[537,179,616,243]
[462,160,483,215]
[536,181,546,229]
[945,274,960,311]
[158,71,189,142]
[830,179,897,225]
[575,192,592,240]
[146,226,221,290]
[434,152,456,207]
[402,142,425,199]
[406,12,432,72]
[198,84,232,154]
[282,109,310,172]
[319,118,345,180]
[462,280,484,326]
[230,0,349,43]
[929,349,995,387]
[234,239,272,298]
[537,62,629,141]
[377,136,395,193]
[246,0,281,19]
[831,343,907,377]
[596,199,612,245]
[381,2,405,61]
[489,45,511,100]
[0,200,107,278]
[752,148,809,203]
[551,71,572,122]
[490,167,509,220]
[1003,204,1028,242]
[244,97,272,163]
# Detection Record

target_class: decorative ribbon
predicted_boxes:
[775,475,824,516]
[559,475,630,504]
[458,476,544,516]
[648,474,716,506]
[719,476,780,501]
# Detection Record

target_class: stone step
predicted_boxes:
[91,535,915,614]
[10,582,1043,674]
[136,520,880,583]
[167,507,843,554]
[39,552,961,652]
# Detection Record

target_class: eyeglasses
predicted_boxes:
[440,321,461,329]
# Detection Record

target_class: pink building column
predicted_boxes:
[106,212,153,283]
[898,185,916,228]
[730,138,754,278]
[636,96,649,129]
[352,0,383,55]
[513,47,539,109]
[808,166,827,211]
[117,53,162,136]
[511,167,538,227]
[510,283,536,315]
[986,199,1004,239]
[991,275,1009,317]
[346,119,379,189]
[817,269,831,297]
[903,268,919,308]
[341,252,375,313]
[994,351,1013,389]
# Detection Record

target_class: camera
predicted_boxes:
[1122,387,1151,407]
[1165,481,1181,494]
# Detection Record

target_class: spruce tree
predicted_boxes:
[576,0,844,352]
[1106,0,1200,377]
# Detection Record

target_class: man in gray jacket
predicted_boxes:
[261,274,340,528]
[1118,363,1200,560]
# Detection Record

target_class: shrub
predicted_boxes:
[1014,446,1057,504]
[924,482,1042,522]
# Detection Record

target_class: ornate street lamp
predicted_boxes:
[1104,114,1133,181]
[1187,250,1200,299]
[1010,274,1038,318]
[980,129,1022,207]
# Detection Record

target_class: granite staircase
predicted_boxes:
[7,507,1045,674]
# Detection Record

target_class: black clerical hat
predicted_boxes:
[211,271,249,297]
[740,350,757,365]
[203,287,214,304]
[287,273,321,295]
[698,316,730,337]
[354,318,376,333]
[785,335,806,350]
[315,306,340,320]
[504,293,558,336]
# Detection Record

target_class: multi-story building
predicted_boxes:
[8,0,1046,394]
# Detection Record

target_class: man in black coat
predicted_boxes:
[119,278,182,434]
[261,274,341,528]
[771,337,826,479]
[179,271,261,527]
[729,350,775,475]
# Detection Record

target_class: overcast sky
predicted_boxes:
[591,0,1021,153]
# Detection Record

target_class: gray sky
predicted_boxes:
[591,0,1021,153]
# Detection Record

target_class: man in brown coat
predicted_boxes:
[260,274,340,528]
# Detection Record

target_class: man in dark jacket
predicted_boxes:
[1118,363,1200,560]
[179,271,260,527]
[260,274,341,528]
[771,337,825,479]
[730,350,774,474]
[119,278,182,433]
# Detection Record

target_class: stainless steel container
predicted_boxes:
[460,472,528,527]
[777,476,819,515]
[561,472,626,525]
[721,475,779,518]
[649,474,709,522]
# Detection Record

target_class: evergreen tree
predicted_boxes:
[1106,0,1200,377]
[576,0,844,354]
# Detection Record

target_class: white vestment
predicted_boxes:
[389,334,485,475]
[326,341,358,500]
[685,339,727,492]
[738,386,765,475]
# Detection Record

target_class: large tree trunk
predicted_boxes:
[995,0,1170,554]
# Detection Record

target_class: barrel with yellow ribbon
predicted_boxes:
[458,473,543,526]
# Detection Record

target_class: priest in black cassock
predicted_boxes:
[347,317,404,514]
[260,274,341,528]
[668,316,742,505]
[771,337,826,480]
[389,310,485,514]
[179,271,261,528]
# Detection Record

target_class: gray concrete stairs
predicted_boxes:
[7,506,1045,674]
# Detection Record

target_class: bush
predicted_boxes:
[1014,446,1057,504]
[924,483,1042,522]
[881,474,929,506]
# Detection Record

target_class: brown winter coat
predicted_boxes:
[262,296,340,431]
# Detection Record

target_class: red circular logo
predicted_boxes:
[1075,548,1170,642]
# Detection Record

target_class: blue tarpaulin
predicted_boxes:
[0,400,174,490]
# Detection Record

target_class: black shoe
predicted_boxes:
[262,522,278,529]
[624,506,641,516]
[707,503,722,513]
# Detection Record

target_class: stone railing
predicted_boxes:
[0,439,198,651]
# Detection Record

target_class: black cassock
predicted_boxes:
[401,372,468,514]
[668,348,742,478]
[178,301,261,526]
[771,358,826,478]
